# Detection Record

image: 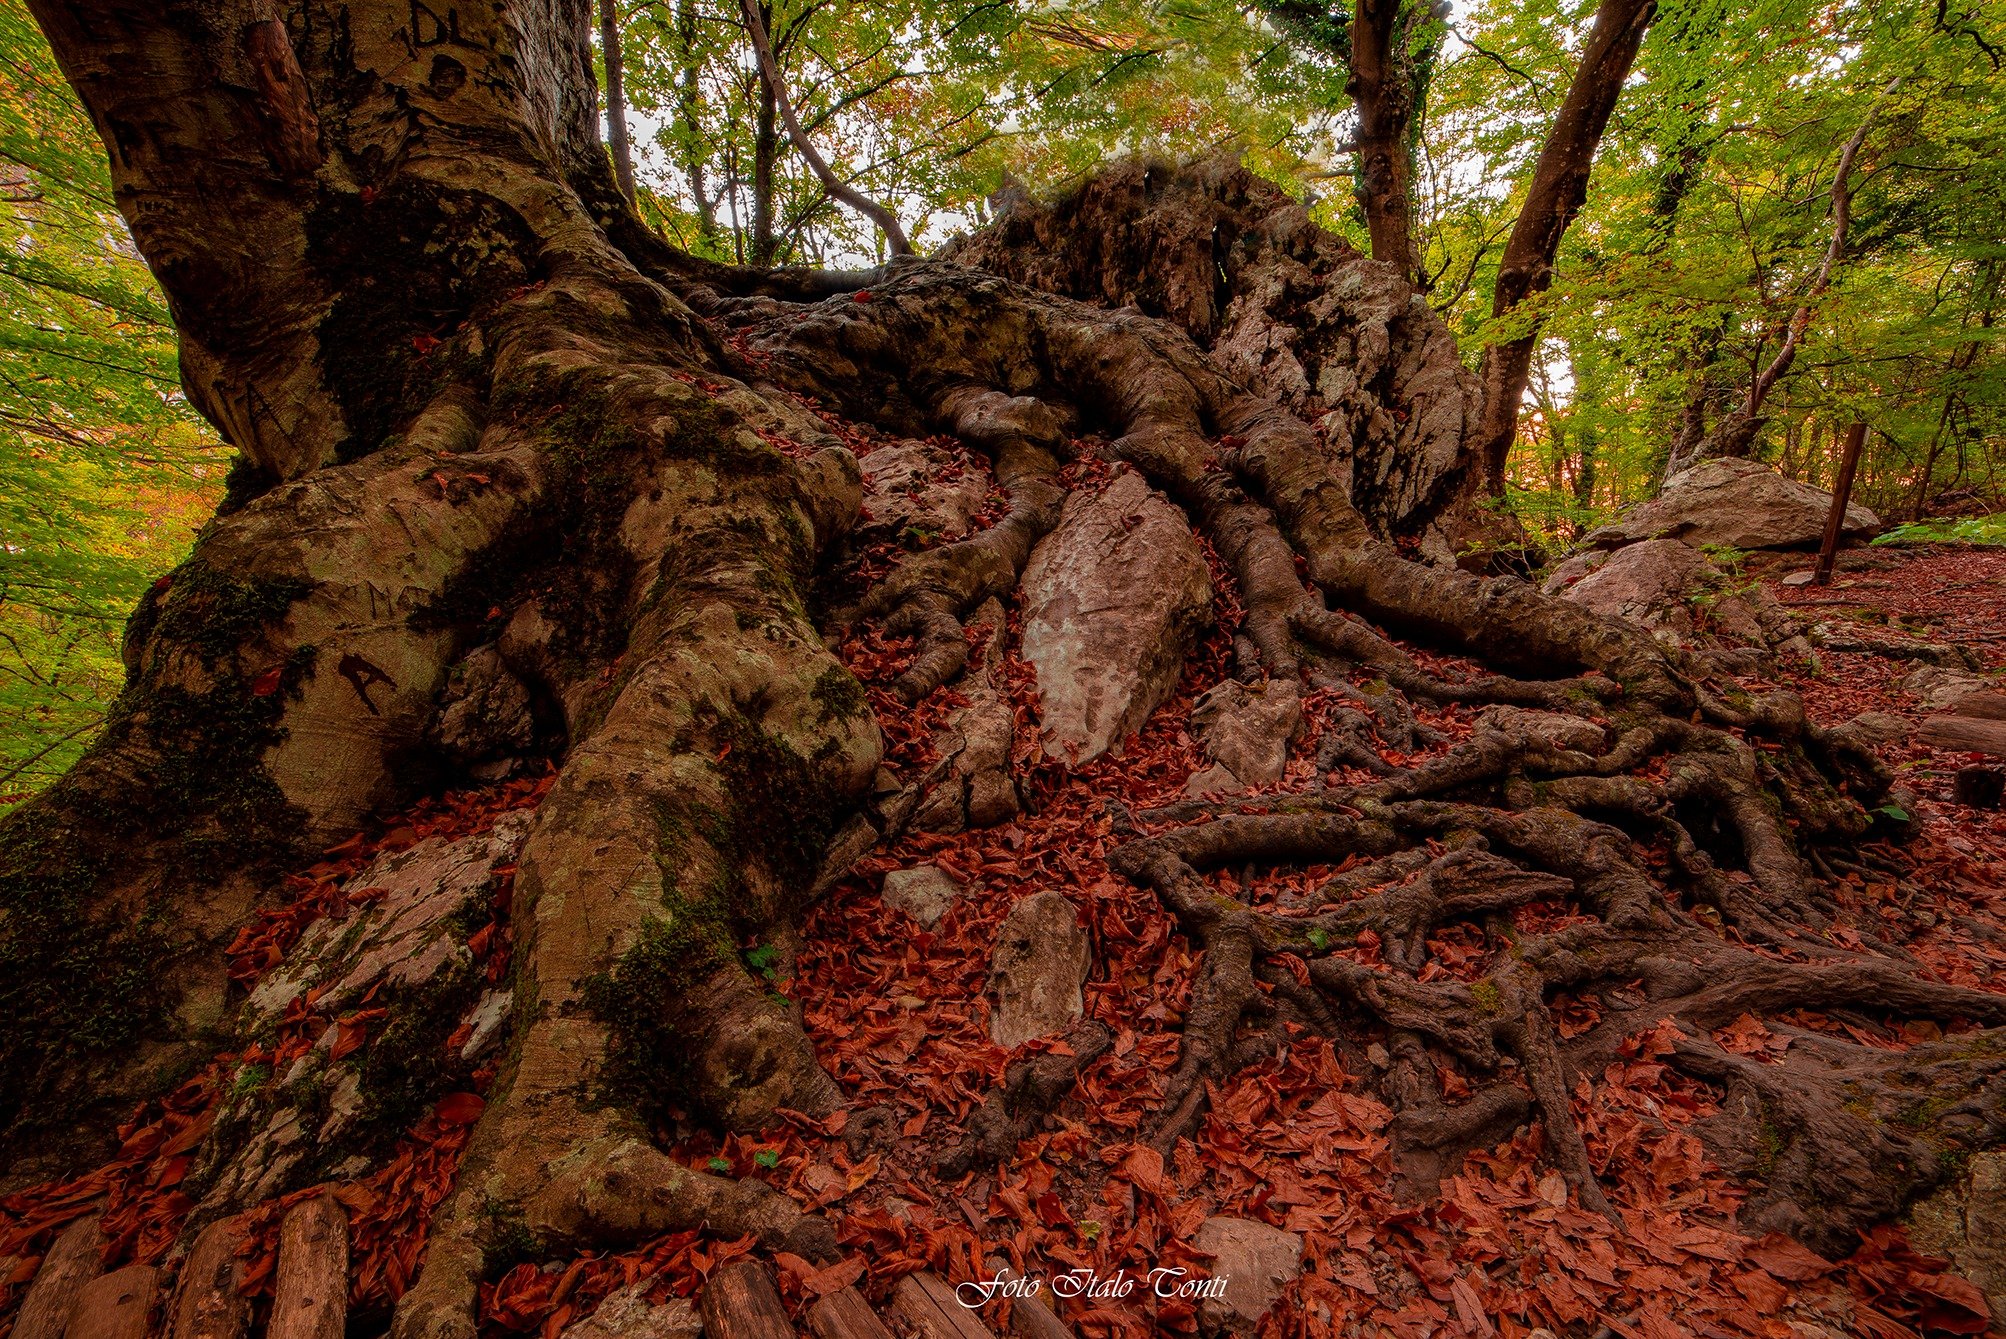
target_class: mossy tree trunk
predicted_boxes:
[6,6,2004,1338]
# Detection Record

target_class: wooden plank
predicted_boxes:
[63,1265,157,1339]
[1003,1293,1073,1339]
[805,1285,894,1339]
[697,1259,795,1339]
[268,1197,348,1339]
[1922,713,2006,757]
[889,1273,994,1339]
[168,1218,250,1339]
[14,1215,105,1339]
[975,1264,1072,1339]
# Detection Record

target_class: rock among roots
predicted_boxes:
[428,646,537,774]
[1544,538,1716,637]
[1586,458,1881,552]
[195,815,531,1213]
[1191,1215,1304,1335]
[859,437,992,540]
[1019,469,1212,762]
[1191,679,1301,785]
[246,811,533,1018]
[880,864,964,929]
[988,892,1091,1049]
[555,1285,701,1339]
[1905,666,2000,713]
[1907,1152,2006,1320]
[906,599,1020,834]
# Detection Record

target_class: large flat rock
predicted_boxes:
[1019,469,1211,763]
[1586,458,1880,552]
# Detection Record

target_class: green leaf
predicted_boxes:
[707,1156,732,1172]
[753,1149,780,1169]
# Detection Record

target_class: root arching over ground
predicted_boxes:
[3,6,2005,1337]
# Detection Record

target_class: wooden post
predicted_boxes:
[889,1273,997,1339]
[1812,421,1867,586]
[64,1265,157,1339]
[268,1198,348,1339]
[168,1218,251,1339]
[806,1285,896,1339]
[697,1260,794,1339]
[14,1216,105,1339]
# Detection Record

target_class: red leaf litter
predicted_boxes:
[687,538,2000,1339]
[0,769,553,1339]
[4,542,2005,1339]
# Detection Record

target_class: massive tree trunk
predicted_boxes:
[4,5,2002,1337]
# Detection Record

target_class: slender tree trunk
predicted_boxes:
[1671,82,1894,475]
[752,64,778,267]
[1473,0,1657,492]
[599,0,637,205]
[737,0,911,255]
[674,0,718,241]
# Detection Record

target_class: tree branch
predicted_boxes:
[736,0,911,256]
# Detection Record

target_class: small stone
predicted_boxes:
[989,892,1091,1048]
[1191,1216,1303,1334]
[1191,679,1301,784]
[881,865,964,929]
[1365,1043,1391,1070]
[556,1284,700,1339]
[1781,570,1817,587]
[1182,762,1241,799]
[459,989,513,1060]
[429,646,536,766]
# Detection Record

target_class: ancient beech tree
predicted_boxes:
[2,5,2003,1339]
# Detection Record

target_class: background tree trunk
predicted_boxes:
[599,0,638,205]
[1473,0,1657,492]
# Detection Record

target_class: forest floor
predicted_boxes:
[2,535,2003,1339]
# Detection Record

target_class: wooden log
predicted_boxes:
[1944,690,2006,722]
[697,1260,794,1339]
[889,1272,995,1339]
[805,1284,894,1339]
[14,1215,105,1339]
[1922,713,2006,757]
[168,1218,251,1339]
[64,1265,157,1339]
[268,1197,348,1339]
